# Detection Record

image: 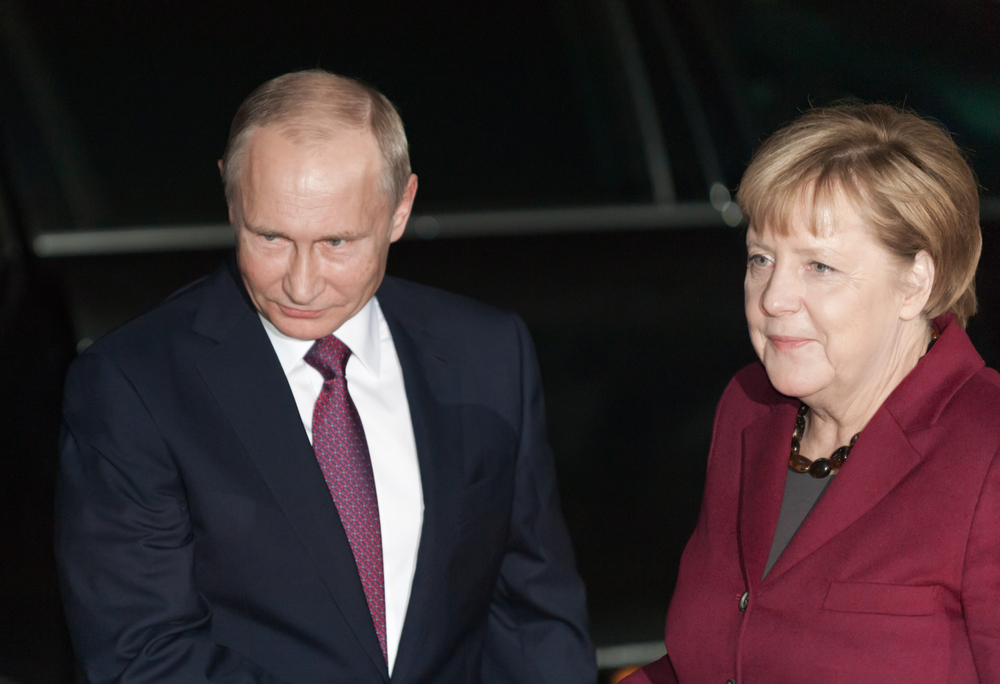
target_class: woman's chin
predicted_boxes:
[763,368,828,401]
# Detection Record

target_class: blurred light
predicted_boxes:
[414,215,440,239]
[709,182,731,211]
[76,338,93,354]
[610,666,641,683]
[721,201,744,227]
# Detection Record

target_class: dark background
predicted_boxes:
[1,1,999,682]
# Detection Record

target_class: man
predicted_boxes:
[56,70,596,684]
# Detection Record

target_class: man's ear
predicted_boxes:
[900,249,935,321]
[389,174,419,243]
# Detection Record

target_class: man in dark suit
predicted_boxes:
[55,70,595,684]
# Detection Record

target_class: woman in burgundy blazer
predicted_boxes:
[626,104,1000,683]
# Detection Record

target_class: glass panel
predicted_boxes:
[710,0,1000,196]
[0,0,652,233]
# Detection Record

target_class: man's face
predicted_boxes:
[233,125,416,340]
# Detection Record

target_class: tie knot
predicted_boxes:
[304,334,352,381]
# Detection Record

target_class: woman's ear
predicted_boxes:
[900,250,935,321]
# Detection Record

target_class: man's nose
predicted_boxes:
[760,265,802,317]
[284,248,324,304]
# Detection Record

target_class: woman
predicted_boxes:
[626,104,1000,683]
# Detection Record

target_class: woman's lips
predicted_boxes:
[278,305,324,319]
[768,335,812,352]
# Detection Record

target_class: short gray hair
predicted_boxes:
[221,69,411,219]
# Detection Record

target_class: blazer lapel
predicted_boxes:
[764,314,980,582]
[740,314,984,586]
[378,294,464,684]
[192,264,390,681]
[765,408,921,581]
[738,402,797,587]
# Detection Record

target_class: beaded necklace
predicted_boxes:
[787,404,859,479]
[787,327,939,479]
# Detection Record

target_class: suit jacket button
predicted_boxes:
[727,680,736,684]
[738,591,749,612]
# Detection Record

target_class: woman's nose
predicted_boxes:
[760,266,802,316]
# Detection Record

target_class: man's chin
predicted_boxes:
[266,310,342,341]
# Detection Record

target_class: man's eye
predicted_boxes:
[813,262,833,273]
[328,239,345,247]
[263,234,279,242]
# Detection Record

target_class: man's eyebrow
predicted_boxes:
[243,223,282,236]
[243,223,364,242]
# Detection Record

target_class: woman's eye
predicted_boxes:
[748,254,771,267]
[813,262,833,273]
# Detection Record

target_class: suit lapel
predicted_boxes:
[192,264,390,681]
[377,288,464,684]
[738,402,796,587]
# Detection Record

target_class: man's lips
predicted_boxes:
[278,304,325,319]
[768,335,812,352]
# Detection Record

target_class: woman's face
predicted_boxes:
[744,191,914,410]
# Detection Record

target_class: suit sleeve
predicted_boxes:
[962,442,1000,681]
[55,352,291,684]
[480,314,598,684]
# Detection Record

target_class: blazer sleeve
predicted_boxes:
[962,441,1000,681]
[480,314,598,684]
[55,351,291,684]
[619,655,679,684]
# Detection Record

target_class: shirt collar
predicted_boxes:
[259,296,382,379]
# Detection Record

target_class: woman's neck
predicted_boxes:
[799,320,933,456]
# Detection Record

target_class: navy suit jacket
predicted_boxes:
[56,259,596,684]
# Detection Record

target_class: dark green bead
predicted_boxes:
[808,458,832,478]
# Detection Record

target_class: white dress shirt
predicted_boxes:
[260,296,423,674]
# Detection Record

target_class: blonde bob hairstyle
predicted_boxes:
[221,69,411,222]
[737,103,982,327]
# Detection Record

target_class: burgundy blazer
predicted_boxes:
[627,313,1000,683]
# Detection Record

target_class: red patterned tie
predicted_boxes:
[304,335,387,663]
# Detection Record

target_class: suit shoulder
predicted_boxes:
[77,272,212,363]
[965,364,1000,396]
[710,362,792,434]
[725,362,788,410]
[377,276,518,331]
[945,365,1000,424]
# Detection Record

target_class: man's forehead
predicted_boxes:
[236,125,388,221]
[243,125,381,184]
[250,120,377,155]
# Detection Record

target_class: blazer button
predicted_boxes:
[738,591,749,612]
[726,680,736,684]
